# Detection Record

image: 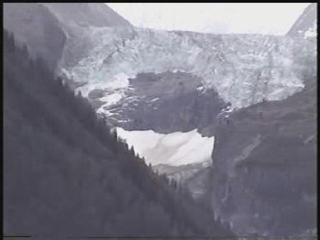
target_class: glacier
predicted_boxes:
[60,26,313,110]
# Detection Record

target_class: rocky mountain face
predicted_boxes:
[205,5,317,236]
[3,3,66,71]
[154,162,213,199]
[4,29,235,238]
[40,3,132,69]
[3,3,132,71]
[209,43,317,236]
[91,71,227,136]
[3,3,317,237]
[58,24,315,205]
[41,3,132,28]
[287,3,317,38]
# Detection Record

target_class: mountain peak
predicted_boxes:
[40,3,132,28]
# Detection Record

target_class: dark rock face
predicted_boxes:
[96,71,227,135]
[209,75,317,236]
[41,3,133,69]
[154,162,212,199]
[3,3,67,71]
[287,3,317,38]
[3,3,132,71]
[41,3,132,28]
[4,33,236,238]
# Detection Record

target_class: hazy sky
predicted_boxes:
[107,3,310,35]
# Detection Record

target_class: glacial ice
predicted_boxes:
[61,26,312,109]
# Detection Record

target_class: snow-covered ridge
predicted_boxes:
[116,128,214,166]
[61,26,314,109]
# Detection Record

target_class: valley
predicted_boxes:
[3,2,317,238]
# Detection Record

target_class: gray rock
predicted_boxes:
[3,3,132,71]
[209,77,316,236]
[3,3,66,71]
[287,3,317,38]
[103,71,227,135]
[41,3,132,29]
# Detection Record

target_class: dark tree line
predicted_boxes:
[3,28,236,238]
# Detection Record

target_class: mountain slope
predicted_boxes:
[209,53,317,236]
[58,26,315,200]
[3,3,66,71]
[3,3,132,71]
[40,3,133,69]
[3,4,317,237]
[207,17,317,235]
[287,3,317,38]
[40,3,132,28]
[3,29,235,238]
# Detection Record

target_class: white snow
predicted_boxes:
[197,86,204,91]
[117,119,131,123]
[96,106,114,116]
[79,72,132,116]
[217,105,234,117]
[116,128,214,166]
[304,21,317,39]
[99,92,123,106]
[172,69,186,73]
[304,30,317,38]
[108,73,131,89]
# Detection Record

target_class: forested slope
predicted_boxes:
[3,29,235,238]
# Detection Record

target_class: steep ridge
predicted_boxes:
[41,3,132,28]
[209,43,317,236]
[287,3,317,38]
[41,3,133,69]
[205,7,317,235]
[3,3,132,71]
[3,29,235,238]
[3,3,66,71]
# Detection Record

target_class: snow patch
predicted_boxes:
[99,92,123,106]
[116,128,214,166]
[96,106,114,116]
[217,105,234,118]
[172,69,186,73]
[108,73,131,89]
[304,21,317,39]
[197,86,204,91]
